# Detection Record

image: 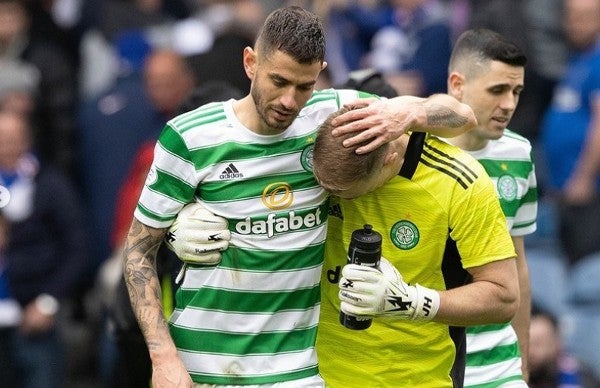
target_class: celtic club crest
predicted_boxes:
[390,220,420,250]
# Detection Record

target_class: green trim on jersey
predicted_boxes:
[175,101,227,133]
[465,375,526,388]
[467,323,508,334]
[175,284,321,312]
[149,168,195,201]
[466,343,521,366]
[136,203,176,223]
[219,244,325,271]
[189,366,320,386]
[170,324,318,354]
[304,89,341,107]
[157,124,192,157]
[187,135,316,166]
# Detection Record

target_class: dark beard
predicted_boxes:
[250,84,296,132]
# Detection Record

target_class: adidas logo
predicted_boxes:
[219,163,244,179]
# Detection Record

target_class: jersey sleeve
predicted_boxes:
[449,166,516,269]
[134,124,199,228]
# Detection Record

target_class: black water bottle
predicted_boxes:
[340,224,382,330]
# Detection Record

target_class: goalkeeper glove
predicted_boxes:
[165,202,231,265]
[338,257,440,321]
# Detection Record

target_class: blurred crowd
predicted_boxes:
[0,0,599,387]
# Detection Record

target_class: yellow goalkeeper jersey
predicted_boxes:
[317,134,516,388]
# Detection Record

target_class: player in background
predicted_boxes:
[446,28,537,387]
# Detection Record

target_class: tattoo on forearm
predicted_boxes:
[426,104,469,128]
[123,220,169,350]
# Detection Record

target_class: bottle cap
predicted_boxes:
[350,224,382,251]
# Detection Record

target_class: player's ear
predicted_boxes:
[448,71,465,101]
[243,47,257,79]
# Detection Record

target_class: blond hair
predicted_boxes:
[313,107,388,194]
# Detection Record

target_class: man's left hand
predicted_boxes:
[165,203,231,265]
[339,257,440,321]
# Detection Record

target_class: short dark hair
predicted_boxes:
[449,29,527,75]
[255,6,325,64]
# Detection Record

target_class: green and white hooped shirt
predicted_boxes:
[134,89,363,386]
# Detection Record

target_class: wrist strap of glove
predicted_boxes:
[411,284,440,321]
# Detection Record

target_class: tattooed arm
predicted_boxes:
[330,94,477,154]
[123,218,193,387]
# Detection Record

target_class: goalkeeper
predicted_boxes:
[168,104,519,387]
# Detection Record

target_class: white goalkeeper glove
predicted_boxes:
[165,203,231,265]
[338,257,440,321]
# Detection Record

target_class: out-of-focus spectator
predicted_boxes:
[335,67,399,99]
[0,109,90,388]
[186,30,253,94]
[78,31,155,270]
[562,252,600,380]
[313,0,390,85]
[520,0,568,141]
[80,1,262,99]
[95,0,189,43]
[529,305,600,388]
[24,0,85,70]
[467,1,530,77]
[444,0,471,42]
[78,0,191,99]
[183,0,265,95]
[189,0,264,39]
[540,0,600,266]
[467,0,568,142]
[0,60,39,116]
[0,0,78,178]
[0,213,22,387]
[78,44,195,272]
[0,60,39,387]
[143,49,197,118]
[365,0,452,96]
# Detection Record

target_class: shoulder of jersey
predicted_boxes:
[169,101,229,133]
[420,137,484,190]
[502,128,530,143]
[300,89,344,113]
[500,128,533,150]
[302,88,366,112]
